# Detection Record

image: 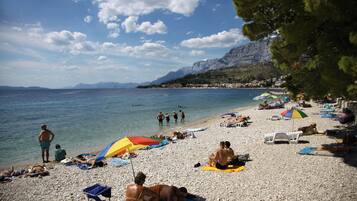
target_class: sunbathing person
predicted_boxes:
[208,141,225,166]
[72,155,105,168]
[149,185,188,201]
[211,141,231,169]
[125,172,159,201]
[298,123,318,135]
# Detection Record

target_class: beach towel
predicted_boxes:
[146,139,169,149]
[298,146,317,155]
[77,163,91,170]
[202,165,245,173]
[108,158,129,167]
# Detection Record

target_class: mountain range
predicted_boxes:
[151,38,272,85]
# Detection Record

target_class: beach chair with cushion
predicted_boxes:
[264,132,289,144]
[83,183,111,201]
[287,131,303,144]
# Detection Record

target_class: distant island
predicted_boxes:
[0,86,49,90]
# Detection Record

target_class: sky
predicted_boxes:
[0,0,247,88]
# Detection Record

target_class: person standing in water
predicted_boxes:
[38,124,55,163]
[173,111,178,122]
[179,110,185,122]
[165,113,170,123]
[157,112,164,125]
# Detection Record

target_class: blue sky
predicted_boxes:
[0,0,247,88]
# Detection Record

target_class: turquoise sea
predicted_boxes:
[0,88,265,167]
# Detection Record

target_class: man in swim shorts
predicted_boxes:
[38,124,55,163]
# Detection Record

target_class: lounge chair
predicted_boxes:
[264,131,302,144]
[287,131,303,144]
[83,183,111,201]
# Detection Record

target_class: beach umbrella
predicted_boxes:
[253,92,278,100]
[96,136,160,180]
[96,136,160,161]
[281,108,308,131]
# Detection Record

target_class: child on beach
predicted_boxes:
[54,144,66,162]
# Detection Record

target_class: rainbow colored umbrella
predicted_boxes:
[281,108,308,130]
[96,136,160,161]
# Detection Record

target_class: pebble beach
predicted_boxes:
[1,103,356,201]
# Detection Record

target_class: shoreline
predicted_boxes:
[0,102,258,170]
[1,101,356,200]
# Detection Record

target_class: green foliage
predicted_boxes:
[163,63,281,86]
[233,0,357,99]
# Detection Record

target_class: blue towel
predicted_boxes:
[147,139,169,149]
[298,146,317,155]
[108,158,129,167]
[77,163,90,170]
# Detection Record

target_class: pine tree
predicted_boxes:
[233,0,357,99]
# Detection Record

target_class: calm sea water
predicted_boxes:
[0,88,265,166]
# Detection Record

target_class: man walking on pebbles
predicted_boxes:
[38,124,55,163]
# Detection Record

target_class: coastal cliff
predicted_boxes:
[150,39,273,85]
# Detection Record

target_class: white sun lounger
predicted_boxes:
[264,131,302,144]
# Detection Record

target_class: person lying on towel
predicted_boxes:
[148,184,188,201]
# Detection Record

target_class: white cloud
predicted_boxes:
[190,50,205,56]
[120,42,170,57]
[105,22,120,38]
[84,15,93,23]
[121,16,167,35]
[12,26,22,31]
[45,30,86,45]
[94,0,200,24]
[180,28,245,48]
[97,55,107,61]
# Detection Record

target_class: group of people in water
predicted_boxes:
[157,110,185,125]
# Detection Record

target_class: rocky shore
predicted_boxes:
[0,103,356,201]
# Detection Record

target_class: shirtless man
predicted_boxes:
[125,172,159,201]
[224,141,235,163]
[208,141,228,168]
[38,124,55,163]
[149,185,188,201]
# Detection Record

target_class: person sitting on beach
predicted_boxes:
[157,112,164,125]
[224,141,235,163]
[38,124,55,163]
[149,185,188,201]
[165,113,170,123]
[125,172,160,201]
[54,144,67,162]
[208,141,226,167]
